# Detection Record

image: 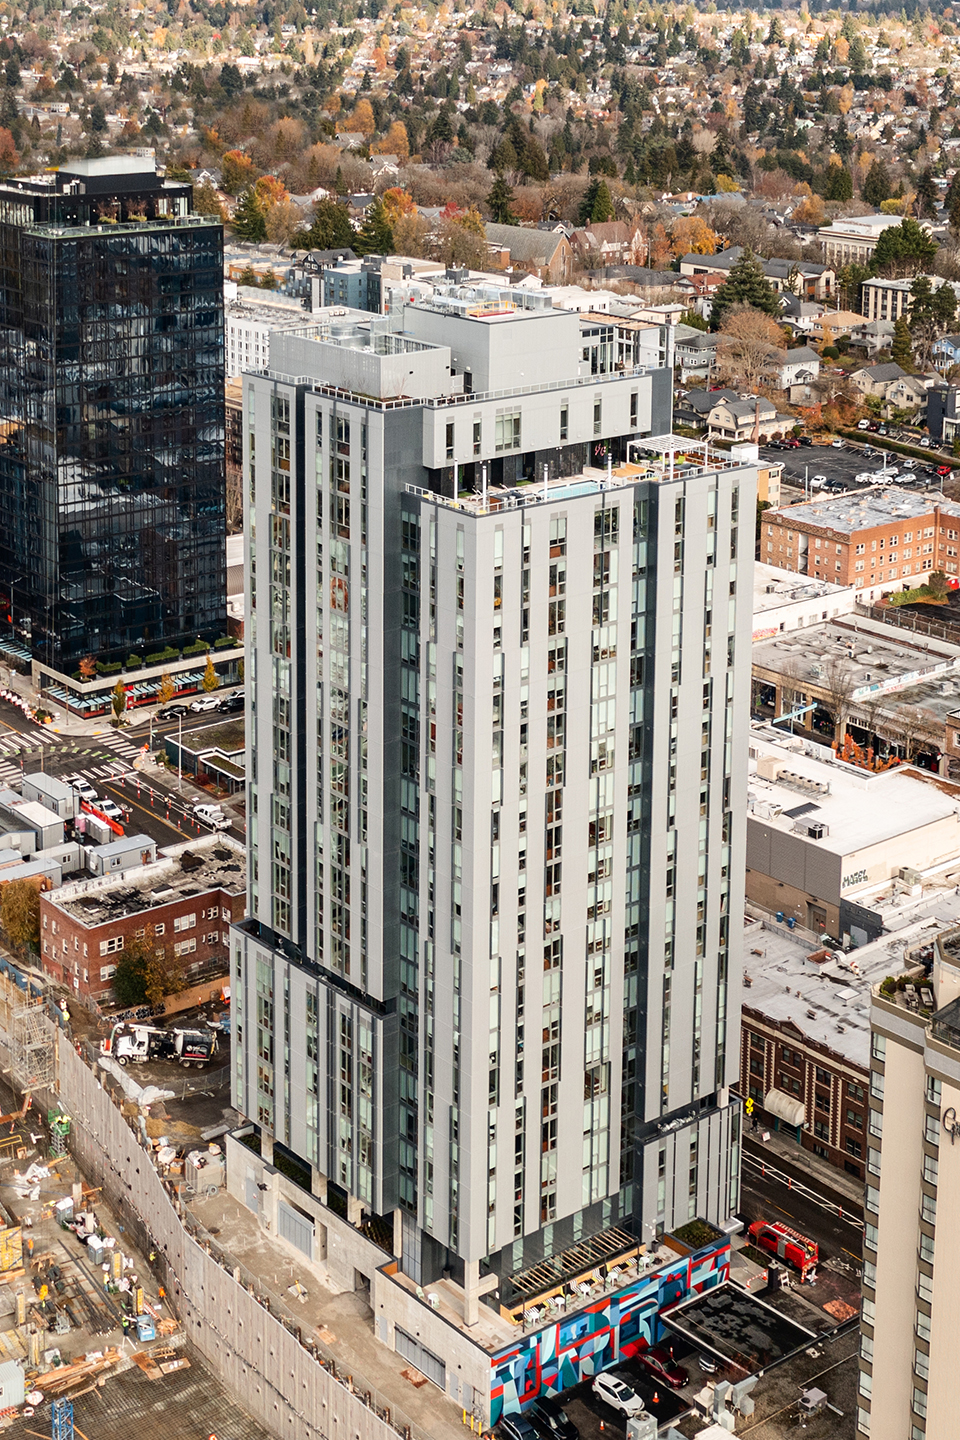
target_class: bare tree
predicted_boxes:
[894,702,942,763]
[820,656,859,745]
[714,305,786,392]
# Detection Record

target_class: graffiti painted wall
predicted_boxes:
[489,1241,730,1421]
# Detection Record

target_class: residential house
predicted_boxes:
[883,373,930,418]
[707,395,793,443]
[927,383,960,445]
[346,193,375,221]
[484,222,573,283]
[851,318,896,360]
[570,221,645,268]
[850,361,909,400]
[676,270,728,321]
[675,386,740,431]
[809,310,864,346]
[932,333,960,371]
[679,246,835,301]
[674,326,721,384]
[769,345,821,396]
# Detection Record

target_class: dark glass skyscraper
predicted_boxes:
[0,156,226,672]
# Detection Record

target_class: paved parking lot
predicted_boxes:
[763,442,946,497]
[544,1343,729,1440]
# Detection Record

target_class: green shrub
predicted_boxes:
[214,635,235,648]
[145,646,179,665]
[183,640,208,656]
[95,660,121,675]
[125,655,142,669]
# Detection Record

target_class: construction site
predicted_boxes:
[0,973,269,1439]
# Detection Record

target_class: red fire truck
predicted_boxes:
[747,1220,819,1282]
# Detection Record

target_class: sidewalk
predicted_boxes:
[744,1126,864,1209]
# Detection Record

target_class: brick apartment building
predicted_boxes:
[39,836,245,1002]
[762,487,960,600]
[740,1001,869,1180]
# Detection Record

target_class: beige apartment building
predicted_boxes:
[860,925,960,1440]
[762,488,960,596]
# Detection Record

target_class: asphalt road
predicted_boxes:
[0,694,245,846]
[740,1148,863,1272]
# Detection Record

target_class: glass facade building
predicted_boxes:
[0,156,226,671]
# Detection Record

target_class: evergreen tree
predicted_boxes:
[232,187,267,242]
[293,198,355,252]
[862,160,892,208]
[353,197,393,256]
[487,173,517,224]
[872,217,938,278]
[578,178,614,225]
[915,168,939,221]
[488,135,518,173]
[709,248,781,327]
[822,164,853,201]
[891,317,913,368]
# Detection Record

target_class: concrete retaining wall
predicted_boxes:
[55,1036,408,1440]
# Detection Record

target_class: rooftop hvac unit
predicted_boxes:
[805,822,828,839]
[900,867,922,886]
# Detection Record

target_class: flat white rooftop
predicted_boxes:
[753,561,851,615]
[750,731,960,857]
[743,888,960,1068]
[769,485,960,535]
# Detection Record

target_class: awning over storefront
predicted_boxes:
[763,1089,806,1128]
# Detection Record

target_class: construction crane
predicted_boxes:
[51,1398,74,1440]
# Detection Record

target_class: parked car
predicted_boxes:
[783,438,800,448]
[937,466,953,477]
[71,778,97,803]
[527,1397,579,1440]
[95,798,125,822]
[157,703,188,719]
[810,474,828,489]
[190,695,221,712]
[635,1347,688,1390]
[497,1416,540,1440]
[903,458,917,469]
[830,438,843,448]
[218,694,244,714]
[193,803,230,832]
[857,419,870,430]
[798,436,813,446]
[591,1373,645,1417]
[920,437,931,447]
[868,422,880,432]
[698,1355,719,1375]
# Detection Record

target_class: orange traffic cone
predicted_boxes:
[652,1393,659,1406]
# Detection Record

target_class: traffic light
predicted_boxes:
[745,1097,755,1116]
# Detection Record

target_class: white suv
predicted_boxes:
[591,1373,646,1416]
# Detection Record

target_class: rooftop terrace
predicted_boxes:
[408,441,751,517]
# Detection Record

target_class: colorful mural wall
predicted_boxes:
[489,1240,730,1421]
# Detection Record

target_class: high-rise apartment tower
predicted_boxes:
[233,286,754,1315]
